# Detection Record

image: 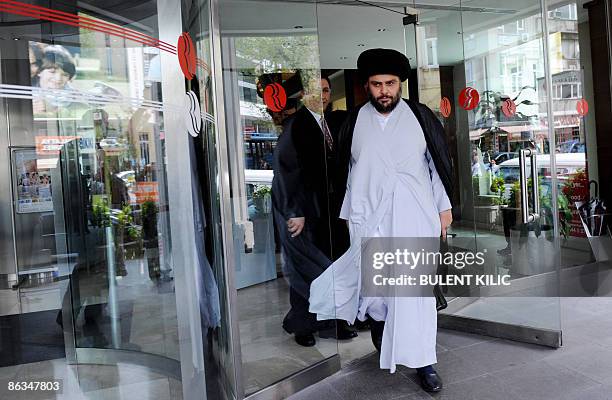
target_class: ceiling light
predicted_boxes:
[294,25,303,29]
[377,28,387,32]
[340,56,348,60]
[357,44,365,47]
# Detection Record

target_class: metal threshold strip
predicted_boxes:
[245,355,341,400]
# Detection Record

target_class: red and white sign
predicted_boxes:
[576,99,589,117]
[459,87,480,111]
[501,98,517,117]
[440,97,452,118]
[263,83,287,112]
[129,182,160,205]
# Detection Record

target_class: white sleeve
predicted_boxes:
[426,150,452,213]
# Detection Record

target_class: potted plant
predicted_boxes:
[490,176,508,206]
[252,184,272,216]
[251,184,273,253]
[472,175,502,226]
[115,204,141,275]
[92,197,111,229]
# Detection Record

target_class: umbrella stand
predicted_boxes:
[575,201,612,262]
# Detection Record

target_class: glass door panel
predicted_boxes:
[217,0,338,396]
[460,0,560,334]
[407,0,562,343]
[406,1,480,312]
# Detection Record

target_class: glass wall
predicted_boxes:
[545,0,601,270]
[217,0,339,396]
[0,0,184,392]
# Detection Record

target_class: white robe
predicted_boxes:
[309,100,451,373]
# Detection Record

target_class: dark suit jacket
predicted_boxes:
[272,105,340,258]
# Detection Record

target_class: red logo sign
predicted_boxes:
[459,87,480,111]
[501,98,516,117]
[177,32,197,80]
[263,83,287,112]
[440,97,452,118]
[576,99,589,116]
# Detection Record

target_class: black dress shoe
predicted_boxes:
[497,245,512,256]
[337,327,358,340]
[295,333,316,347]
[353,318,370,331]
[319,321,358,340]
[417,370,443,392]
[319,327,358,340]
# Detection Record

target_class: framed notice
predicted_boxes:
[12,148,54,214]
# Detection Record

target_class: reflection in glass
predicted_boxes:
[219,1,339,393]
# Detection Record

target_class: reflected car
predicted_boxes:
[556,140,585,153]
[493,152,518,164]
[497,152,586,185]
[116,170,135,185]
[100,137,127,151]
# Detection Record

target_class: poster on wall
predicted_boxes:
[29,40,127,118]
[13,149,54,214]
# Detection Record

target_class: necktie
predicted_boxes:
[320,116,333,151]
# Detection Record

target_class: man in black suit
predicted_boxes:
[272,75,356,347]
[321,76,351,261]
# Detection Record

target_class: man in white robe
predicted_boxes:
[309,48,453,393]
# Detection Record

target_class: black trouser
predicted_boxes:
[283,285,321,335]
[368,315,385,352]
[501,208,518,245]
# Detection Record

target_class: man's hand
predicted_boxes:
[287,217,305,237]
[439,209,453,239]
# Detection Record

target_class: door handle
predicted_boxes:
[519,148,539,224]
[530,149,540,221]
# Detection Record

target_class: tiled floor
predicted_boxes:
[288,297,612,400]
[237,277,374,395]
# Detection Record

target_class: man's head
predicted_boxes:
[38,45,76,90]
[321,77,331,111]
[301,73,324,112]
[366,74,402,114]
[357,48,410,114]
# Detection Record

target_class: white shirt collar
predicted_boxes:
[306,107,322,129]
[370,100,404,130]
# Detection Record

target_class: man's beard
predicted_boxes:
[368,89,402,113]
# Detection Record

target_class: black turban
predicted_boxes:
[357,48,411,83]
